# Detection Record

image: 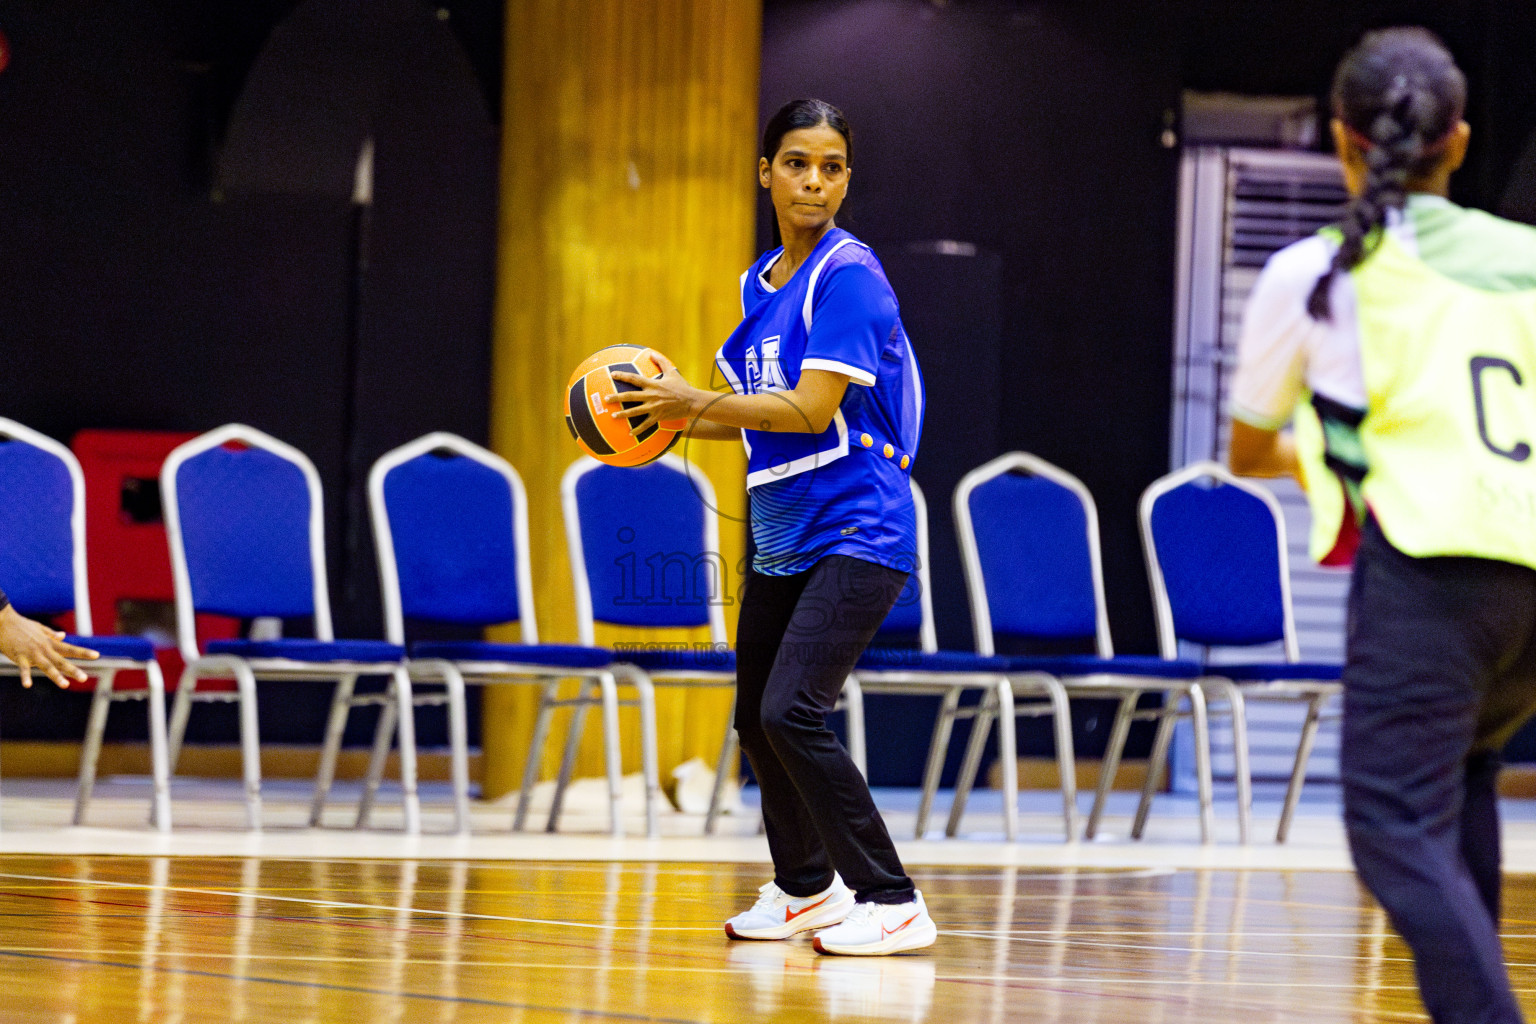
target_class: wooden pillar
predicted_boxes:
[484,1,760,799]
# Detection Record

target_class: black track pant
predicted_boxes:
[1343,517,1536,1024]
[734,554,916,905]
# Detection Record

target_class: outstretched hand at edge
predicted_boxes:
[0,604,98,688]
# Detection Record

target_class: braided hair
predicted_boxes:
[1307,28,1467,321]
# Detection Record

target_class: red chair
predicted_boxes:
[73,430,241,697]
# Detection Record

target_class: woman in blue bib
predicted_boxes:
[612,98,934,956]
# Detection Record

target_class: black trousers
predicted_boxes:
[1343,517,1536,1024]
[734,554,916,905]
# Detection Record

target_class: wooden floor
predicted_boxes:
[2,854,1523,1023]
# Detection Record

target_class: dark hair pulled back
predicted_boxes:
[1307,27,1467,321]
[761,98,852,164]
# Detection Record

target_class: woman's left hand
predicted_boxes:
[607,352,700,434]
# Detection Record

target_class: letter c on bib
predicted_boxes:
[1471,356,1532,462]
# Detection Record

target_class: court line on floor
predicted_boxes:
[0,871,722,932]
[0,876,845,975]
[914,868,1177,881]
[0,949,711,1023]
[0,869,1413,947]
[1,913,1495,942]
[920,929,1536,938]
[0,854,1179,883]
[0,866,1179,934]
[5,868,1492,973]
[0,885,758,975]
[937,929,1479,968]
[0,834,1360,870]
[0,944,1444,1023]
[0,887,1448,974]
[0,947,1447,989]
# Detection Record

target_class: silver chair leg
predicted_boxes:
[1278,690,1331,843]
[230,662,263,830]
[705,732,737,836]
[441,667,472,836]
[547,679,595,833]
[391,668,421,835]
[1085,692,1138,840]
[704,690,737,836]
[144,661,171,832]
[1204,679,1251,845]
[1190,684,1215,844]
[311,674,358,827]
[1132,691,1178,840]
[74,669,117,826]
[513,679,562,832]
[841,677,867,779]
[623,668,661,838]
[995,681,1019,842]
[357,690,399,829]
[946,689,997,837]
[914,688,963,839]
[166,667,198,775]
[597,672,625,837]
[1043,678,1078,842]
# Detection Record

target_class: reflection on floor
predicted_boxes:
[0,855,1470,1024]
[4,778,1536,1020]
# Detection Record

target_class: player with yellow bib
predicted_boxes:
[1229,28,1536,1024]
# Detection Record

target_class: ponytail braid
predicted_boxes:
[1307,28,1466,321]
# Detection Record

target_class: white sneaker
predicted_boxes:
[725,876,855,940]
[812,891,937,956]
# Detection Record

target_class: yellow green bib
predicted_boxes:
[1295,200,1536,565]
[1350,234,1536,566]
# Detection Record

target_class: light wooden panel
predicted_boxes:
[486,1,761,798]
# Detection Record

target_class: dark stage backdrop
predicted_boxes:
[761,0,1184,780]
[760,0,1536,784]
[2,0,1534,774]
[0,0,499,748]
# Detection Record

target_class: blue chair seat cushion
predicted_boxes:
[409,641,614,669]
[65,634,155,661]
[207,639,404,663]
[1001,654,1204,679]
[617,647,735,672]
[857,649,1012,673]
[1210,661,1343,682]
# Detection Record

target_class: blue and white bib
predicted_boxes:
[714,229,925,575]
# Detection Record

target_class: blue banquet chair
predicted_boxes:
[365,432,654,836]
[160,423,415,831]
[1140,461,1343,843]
[560,454,742,836]
[852,478,1077,840]
[954,452,1235,843]
[0,418,172,830]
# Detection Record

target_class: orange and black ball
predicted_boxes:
[563,346,684,467]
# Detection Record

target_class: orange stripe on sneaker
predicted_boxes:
[785,895,831,922]
[882,913,920,938]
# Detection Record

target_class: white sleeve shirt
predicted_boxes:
[1229,234,1368,429]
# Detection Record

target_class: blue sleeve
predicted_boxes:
[802,262,897,387]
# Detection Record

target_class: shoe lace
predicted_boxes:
[750,881,787,912]
[840,902,881,926]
